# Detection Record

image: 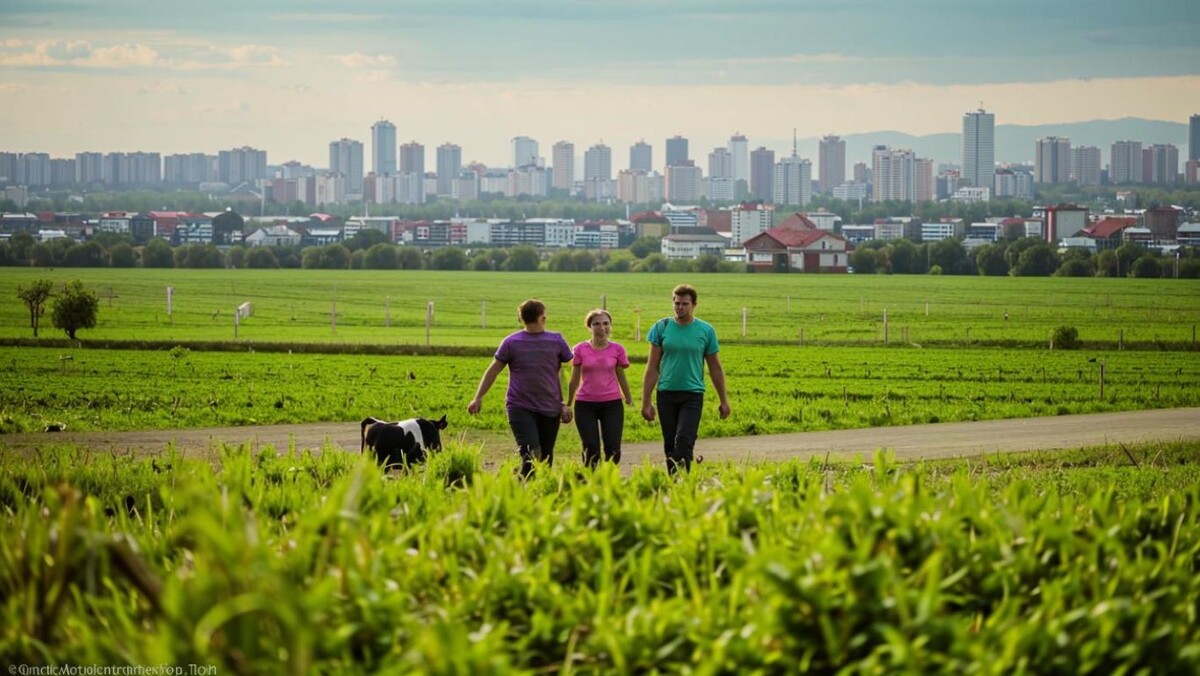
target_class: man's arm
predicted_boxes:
[641,344,662,421]
[467,359,506,415]
[705,352,731,419]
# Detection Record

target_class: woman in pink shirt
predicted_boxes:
[566,309,633,468]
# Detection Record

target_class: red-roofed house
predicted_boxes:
[776,212,820,231]
[1082,216,1138,250]
[743,226,851,273]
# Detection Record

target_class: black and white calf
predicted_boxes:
[360,415,448,468]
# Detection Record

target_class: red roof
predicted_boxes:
[1084,217,1138,239]
[777,213,819,230]
[630,211,668,224]
[751,226,845,248]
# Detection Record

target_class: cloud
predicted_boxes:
[0,38,286,71]
[354,70,390,83]
[339,52,396,68]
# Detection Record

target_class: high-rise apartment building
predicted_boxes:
[371,120,396,176]
[665,135,689,167]
[583,143,612,181]
[1142,144,1179,184]
[329,138,365,196]
[1110,140,1143,184]
[399,142,425,176]
[1034,137,1071,184]
[818,135,846,194]
[75,152,104,184]
[512,136,539,168]
[749,147,775,202]
[164,153,214,184]
[872,146,916,203]
[962,109,995,190]
[1190,114,1200,162]
[914,158,935,202]
[708,147,732,180]
[552,141,574,192]
[666,164,702,203]
[435,143,462,196]
[853,162,870,184]
[773,154,812,206]
[1070,146,1102,186]
[728,133,749,183]
[217,146,267,185]
[629,140,652,173]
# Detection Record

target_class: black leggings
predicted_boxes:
[574,399,624,468]
[507,407,561,477]
[656,390,705,474]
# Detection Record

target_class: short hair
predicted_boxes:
[518,299,546,325]
[584,309,612,328]
[672,284,697,304]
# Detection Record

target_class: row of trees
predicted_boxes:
[4,227,1197,277]
[850,237,1200,278]
[16,279,99,340]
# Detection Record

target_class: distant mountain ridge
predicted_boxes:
[769,117,1190,169]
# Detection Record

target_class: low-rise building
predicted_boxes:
[742,225,850,273]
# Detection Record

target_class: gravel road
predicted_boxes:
[4,407,1197,469]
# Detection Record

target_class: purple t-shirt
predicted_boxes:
[572,341,630,403]
[495,330,573,416]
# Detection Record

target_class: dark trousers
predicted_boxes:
[574,399,624,468]
[507,407,561,478]
[656,390,705,474]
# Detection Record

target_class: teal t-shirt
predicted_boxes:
[647,317,719,393]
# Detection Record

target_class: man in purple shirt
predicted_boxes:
[468,299,573,477]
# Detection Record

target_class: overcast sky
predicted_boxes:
[3,0,1198,168]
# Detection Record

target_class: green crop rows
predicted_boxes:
[2,345,1196,442]
[3,444,1198,671]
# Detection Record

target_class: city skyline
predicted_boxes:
[2,1,1198,167]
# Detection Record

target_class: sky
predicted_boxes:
[2,0,1199,169]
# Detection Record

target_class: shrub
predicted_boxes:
[1052,325,1081,350]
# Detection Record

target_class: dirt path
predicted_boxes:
[4,407,1197,468]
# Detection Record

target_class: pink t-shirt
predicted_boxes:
[572,341,630,403]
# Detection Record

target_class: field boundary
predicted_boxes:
[2,336,1197,355]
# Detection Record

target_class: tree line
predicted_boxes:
[850,237,1200,278]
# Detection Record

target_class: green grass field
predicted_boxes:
[4,268,1199,347]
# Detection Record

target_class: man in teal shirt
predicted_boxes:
[641,283,731,473]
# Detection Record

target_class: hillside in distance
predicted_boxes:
[772,117,1189,168]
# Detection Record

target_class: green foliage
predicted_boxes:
[245,247,279,269]
[1012,242,1060,277]
[16,278,53,337]
[362,243,398,270]
[1052,325,1081,350]
[628,236,662,259]
[1055,257,1095,277]
[636,253,668,273]
[430,247,467,271]
[1130,254,1163,279]
[141,238,175,268]
[108,242,137,268]
[504,246,539,271]
[974,244,1009,276]
[2,445,1199,671]
[50,280,99,340]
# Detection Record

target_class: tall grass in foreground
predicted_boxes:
[2,442,1198,672]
